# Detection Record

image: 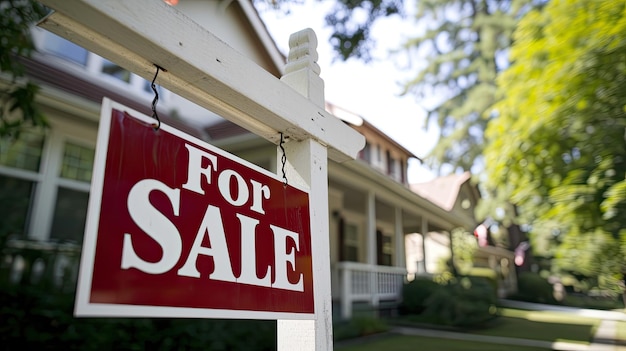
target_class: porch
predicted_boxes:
[334,261,407,319]
[0,239,80,291]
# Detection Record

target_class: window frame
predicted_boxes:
[0,116,97,242]
[32,28,170,104]
[340,211,365,263]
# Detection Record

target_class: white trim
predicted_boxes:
[77,302,313,320]
[74,98,112,319]
[0,166,42,183]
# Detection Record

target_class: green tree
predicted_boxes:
[0,0,48,138]
[483,0,626,295]
[398,0,544,172]
[325,0,543,172]
[261,0,541,172]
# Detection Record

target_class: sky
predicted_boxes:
[256,0,440,183]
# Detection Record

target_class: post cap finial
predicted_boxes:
[284,28,321,76]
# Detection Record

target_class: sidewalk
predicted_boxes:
[592,320,625,351]
[499,299,626,321]
[502,299,626,350]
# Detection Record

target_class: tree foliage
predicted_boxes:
[483,0,626,286]
[323,0,404,61]
[262,0,544,172]
[0,0,48,138]
[397,0,544,172]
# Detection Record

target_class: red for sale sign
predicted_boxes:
[75,98,314,319]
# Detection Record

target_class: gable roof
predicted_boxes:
[410,171,473,211]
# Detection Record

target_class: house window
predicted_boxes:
[60,142,94,182]
[0,174,36,237]
[40,32,88,66]
[0,130,45,237]
[50,142,94,242]
[0,123,95,244]
[36,30,169,103]
[49,187,90,242]
[340,221,360,262]
[102,59,131,83]
[377,229,393,266]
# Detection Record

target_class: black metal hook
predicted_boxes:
[279,132,288,187]
[151,64,166,130]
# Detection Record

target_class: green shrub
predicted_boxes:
[513,272,556,304]
[422,276,498,328]
[333,316,388,341]
[0,283,276,350]
[400,277,442,315]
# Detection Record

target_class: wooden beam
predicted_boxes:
[37,0,364,162]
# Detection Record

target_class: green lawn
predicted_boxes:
[468,308,601,344]
[335,335,549,351]
[336,308,605,350]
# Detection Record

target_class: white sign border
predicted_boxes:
[75,97,314,320]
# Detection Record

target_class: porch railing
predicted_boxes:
[0,239,81,292]
[335,261,407,319]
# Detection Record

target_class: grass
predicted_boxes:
[335,335,550,351]
[335,308,612,351]
[336,307,605,350]
[391,308,600,345]
[468,308,601,344]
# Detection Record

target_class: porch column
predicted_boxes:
[421,216,429,274]
[366,191,379,308]
[394,207,404,268]
[366,191,377,266]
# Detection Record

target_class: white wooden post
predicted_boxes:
[278,29,333,351]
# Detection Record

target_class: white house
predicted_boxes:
[0,0,515,321]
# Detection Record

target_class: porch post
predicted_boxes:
[421,216,429,274]
[366,191,379,309]
[277,29,333,351]
[341,266,352,319]
[394,207,404,268]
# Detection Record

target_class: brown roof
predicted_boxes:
[204,119,250,141]
[410,171,472,211]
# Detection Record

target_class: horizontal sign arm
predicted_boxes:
[37,0,365,162]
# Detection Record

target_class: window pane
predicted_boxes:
[0,130,45,172]
[342,223,359,262]
[344,247,358,262]
[102,59,131,83]
[50,188,89,243]
[60,142,95,182]
[41,32,88,66]
[0,175,35,238]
